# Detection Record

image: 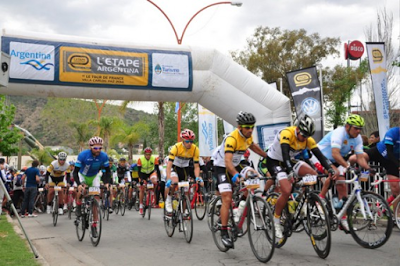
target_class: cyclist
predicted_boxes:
[165,129,202,213]
[350,127,399,210]
[266,115,335,238]
[316,114,372,231]
[112,157,131,212]
[137,147,160,215]
[73,136,111,238]
[213,111,268,247]
[45,152,71,215]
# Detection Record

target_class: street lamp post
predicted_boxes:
[147,0,242,141]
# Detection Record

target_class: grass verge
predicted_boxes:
[0,215,40,266]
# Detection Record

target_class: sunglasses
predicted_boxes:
[352,126,363,131]
[241,125,255,129]
[184,140,194,143]
[59,159,66,161]
[92,147,103,150]
[299,132,310,138]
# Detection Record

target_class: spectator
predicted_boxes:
[368,131,380,148]
[155,157,166,207]
[0,158,6,217]
[20,160,40,218]
[361,135,370,150]
[11,171,24,217]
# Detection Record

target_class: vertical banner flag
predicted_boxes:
[256,123,290,151]
[223,120,236,136]
[287,66,324,142]
[366,42,390,137]
[175,102,179,113]
[198,105,217,156]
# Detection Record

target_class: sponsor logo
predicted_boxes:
[343,140,348,145]
[301,97,320,116]
[294,72,312,87]
[372,48,383,63]
[154,64,162,74]
[67,53,91,71]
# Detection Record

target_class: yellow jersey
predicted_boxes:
[169,142,200,168]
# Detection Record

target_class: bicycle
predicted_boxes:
[113,184,126,216]
[100,185,111,221]
[367,169,400,230]
[210,173,275,263]
[142,180,156,220]
[322,167,392,249]
[66,186,76,220]
[75,186,102,247]
[163,181,193,243]
[34,187,47,214]
[51,185,63,227]
[267,174,331,259]
[189,179,207,220]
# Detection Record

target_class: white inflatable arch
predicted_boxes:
[0,29,290,145]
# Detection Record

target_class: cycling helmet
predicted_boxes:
[89,136,103,146]
[39,165,46,172]
[22,166,28,171]
[236,111,256,125]
[346,114,365,127]
[119,157,126,162]
[69,161,75,166]
[144,147,153,154]
[297,114,316,137]
[180,129,195,140]
[9,166,15,172]
[58,152,67,160]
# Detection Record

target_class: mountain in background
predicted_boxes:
[8,95,155,153]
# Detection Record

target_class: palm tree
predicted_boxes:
[29,148,55,165]
[70,122,93,152]
[111,124,140,161]
[90,116,122,152]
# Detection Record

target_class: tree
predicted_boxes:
[0,95,23,156]
[29,147,55,165]
[111,122,147,160]
[323,60,369,129]
[231,26,341,100]
[69,122,94,152]
[89,116,122,152]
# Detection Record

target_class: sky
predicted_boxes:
[0,0,399,113]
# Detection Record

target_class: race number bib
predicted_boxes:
[244,179,260,189]
[302,175,317,186]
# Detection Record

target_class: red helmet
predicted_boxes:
[180,129,195,140]
[89,136,103,146]
[144,147,153,154]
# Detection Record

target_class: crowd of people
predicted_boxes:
[0,111,398,258]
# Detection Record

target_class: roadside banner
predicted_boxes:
[198,105,217,156]
[286,66,323,142]
[223,120,236,136]
[366,42,390,136]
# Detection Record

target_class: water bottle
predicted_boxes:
[333,196,343,209]
[288,200,296,214]
[233,207,239,223]
[237,200,246,219]
[172,199,179,210]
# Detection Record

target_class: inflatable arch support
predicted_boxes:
[1,29,290,148]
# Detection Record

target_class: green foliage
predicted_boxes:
[231,26,340,103]
[0,95,22,155]
[323,59,369,129]
[28,148,54,165]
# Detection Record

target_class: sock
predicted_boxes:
[274,213,281,224]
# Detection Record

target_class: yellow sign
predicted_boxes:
[293,72,312,87]
[59,47,148,86]
[372,48,383,63]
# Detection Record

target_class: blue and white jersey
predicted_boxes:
[317,127,363,163]
[75,149,109,177]
[377,127,400,159]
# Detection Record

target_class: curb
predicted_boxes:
[6,213,50,266]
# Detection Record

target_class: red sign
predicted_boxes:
[347,40,364,60]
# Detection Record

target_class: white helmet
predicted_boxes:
[58,152,68,160]
[39,165,46,172]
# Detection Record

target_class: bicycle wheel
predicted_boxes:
[164,203,175,237]
[105,197,110,221]
[305,193,331,259]
[121,191,126,216]
[101,194,106,219]
[207,195,218,230]
[53,195,59,227]
[134,188,140,211]
[147,192,152,220]
[247,195,275,263]
[194,190,207,220]
[394,201,400,230]
[89,199,102,247]
[182,196,193,243]
[68,195,73,220]
[266,192,289,248]
[75,214,86,241]
[115,193,120,215]
[210,196,229,252]
[347,191,393,249]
